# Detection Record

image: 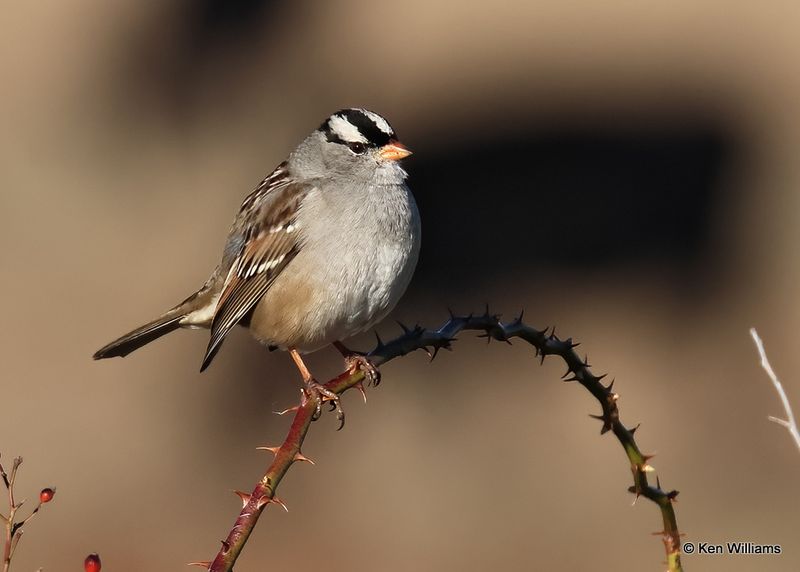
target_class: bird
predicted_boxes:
[93,108,421,426]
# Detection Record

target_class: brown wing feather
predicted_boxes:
[200,171,310,371]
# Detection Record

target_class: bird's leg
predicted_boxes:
[289,348,344,428]
[333,341,381,387]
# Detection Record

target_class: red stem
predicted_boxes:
[208,370,358,571]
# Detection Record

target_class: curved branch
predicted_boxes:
[202,311,683,572]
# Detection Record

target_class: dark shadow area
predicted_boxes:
[117,0,287,120]
[410,125,736,290]
[179,0,277,57]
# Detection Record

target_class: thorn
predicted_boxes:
[220,539,231,553]
[563,375,579,382]
[269,496,289,512]
[627,485,640,504]
[514,309,524,324]
[429,338,455,360]
[583,355,591,367]
[233,490,251,508]
[447,307,456,319]
[667,490,679,501]
[595,373,608,383]
[538,346,549,365]
[293,452,315,465]
[656,476,661,489]
[354,381,367,403]
[588,413,613,434]
[605,378,615,392]
[256,446,281,455]
[373,331,384,349]
[187,561,211,569]
[275,405,299,416]
[628,423,641,435]
[396,320,411,334]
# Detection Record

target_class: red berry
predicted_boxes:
[39,488,55,503]
[84,553,101,572]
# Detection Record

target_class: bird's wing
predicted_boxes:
[201,164,310,370]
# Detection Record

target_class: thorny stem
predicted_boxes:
[205,311,682,572]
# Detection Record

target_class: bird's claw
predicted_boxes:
[303,379,345,429]
[345,354,381,387]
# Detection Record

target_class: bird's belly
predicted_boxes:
[247,178,420,353]
[247,238,415,353]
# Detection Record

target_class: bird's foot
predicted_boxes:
[334,340,381,386]
[303,379,345,430]
[344,353,381,387]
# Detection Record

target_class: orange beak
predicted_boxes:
[378,140,412,162]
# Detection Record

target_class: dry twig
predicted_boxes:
[750,327,800,452]
[0,455,54,572]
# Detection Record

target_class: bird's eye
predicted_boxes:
[348,142,367,154]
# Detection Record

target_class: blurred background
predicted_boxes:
[2,1,799,570]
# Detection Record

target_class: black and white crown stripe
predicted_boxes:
[321,108,396,148]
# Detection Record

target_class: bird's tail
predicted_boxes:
[93,310,185,360]
[93,286,216,360]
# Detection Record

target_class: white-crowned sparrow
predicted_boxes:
[94,108,421,423]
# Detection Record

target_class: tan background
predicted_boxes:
[2,1,800,570]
